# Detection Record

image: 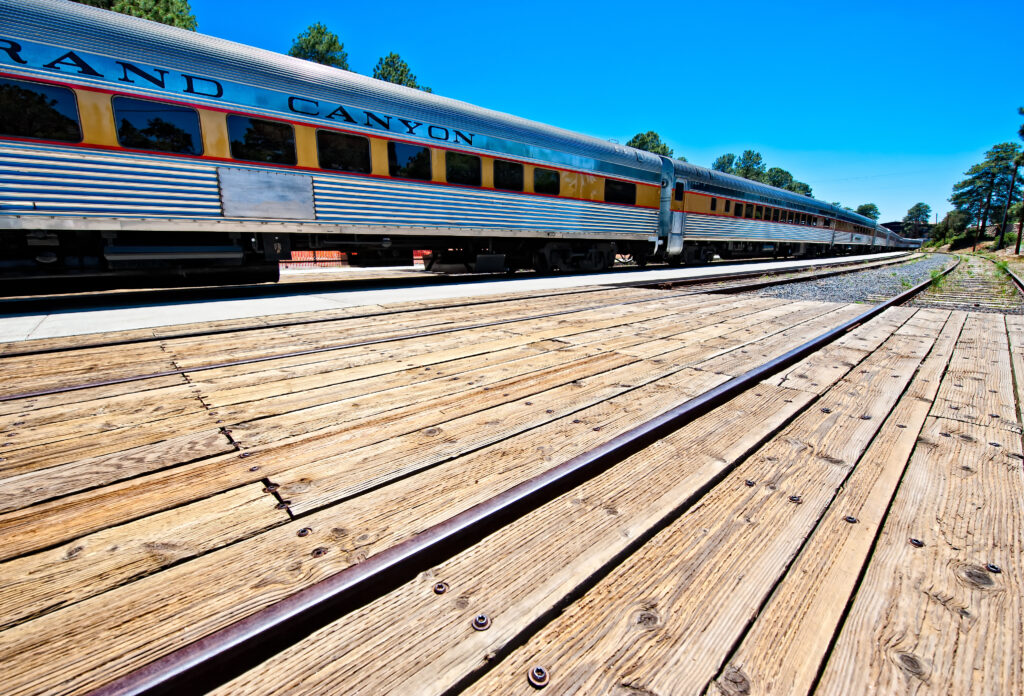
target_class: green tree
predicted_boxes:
[903,202,932,237]
[930,209,970,245]
[733,150,766,182]
[288,22,349,69]
[625,131,672,157]
[949,142,1022,228]
[711,153,736,174]
[784,180,813,197]
[70,0,197,30]
[855,203,880,220]
[763,167,794,189]
[373,52,431,92]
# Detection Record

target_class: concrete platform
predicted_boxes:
[0,253,905,342]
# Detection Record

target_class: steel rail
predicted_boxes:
[0,253,909,359]
[88,255,957,696]
[0,254,914,403]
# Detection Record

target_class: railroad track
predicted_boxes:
[865,253,1024,314]
[6,252,1022,696]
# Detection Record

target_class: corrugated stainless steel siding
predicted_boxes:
[0,142,221,216]
[313,176,658,235]
[3,0,661,182]
[684,215,834,244]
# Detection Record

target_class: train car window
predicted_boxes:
[387,141,432,180]
[113,96,202,155]
[800,214,807,225]
[446,151,481,186]
[494,159,524,191]
[605,179,636,205]
[710,197,717,211]
[674,182,684,201]
[0,77,81,142]
[534,167,560,195]
[316,130,371,173]
[744,203,754,219]
[227,115,296,165]
[734,202,743,217]
[724,200,731,213]
[754,205,763,220]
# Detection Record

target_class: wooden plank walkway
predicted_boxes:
[0,284,1020,696]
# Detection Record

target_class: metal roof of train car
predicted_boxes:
[7,0,908,243]
[670,161,889,233]
[5,0,663,180]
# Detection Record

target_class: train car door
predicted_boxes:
[659,157,684,258]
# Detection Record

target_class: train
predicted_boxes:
[0,0,919,288]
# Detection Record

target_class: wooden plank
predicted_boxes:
[209,383,820,696]
[464,313,933,695]
[0,368,731,696]
[221,299,772,449]
[0,297,841,561]
[0,343,179,398]
[711,309,962,694]
[929,312,1018,429]
[162,290,673,370]
[0,410,223,480]
[0,483,288,630]
[0,386,209,470]
[698,302,864,376]
[273,301,855,515]
[0,374,187,416]
[816,312,1024,695]
[816,416,1024,696]
[193,295,729,408]
[0,428,234,513]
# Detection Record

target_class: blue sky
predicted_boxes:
[190,0,1022,222]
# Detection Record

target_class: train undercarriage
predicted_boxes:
[0,225,892,294]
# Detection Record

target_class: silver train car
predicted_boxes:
[0,0,919,286]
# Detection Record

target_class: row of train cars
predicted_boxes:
[0,0,919,289]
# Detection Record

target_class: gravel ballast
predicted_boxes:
[749,254,951,304]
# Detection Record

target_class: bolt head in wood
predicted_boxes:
[744,480,755,487]
[844,516,858,524]
[789,495,802,504]
[472,613,491,630]
[527,665,549,688]
[433,581,449,594]
[311,547,328,558]
[910,538,925,547]
[297,527,312,537]
[986,563,1002,574]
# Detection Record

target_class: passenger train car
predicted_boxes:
[0,0,919,286]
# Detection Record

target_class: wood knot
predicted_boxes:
[959,564,995,588]
[896,652,927,678]
[717,666,751,695]
[634,609,661,630]
[423,427,442,437]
